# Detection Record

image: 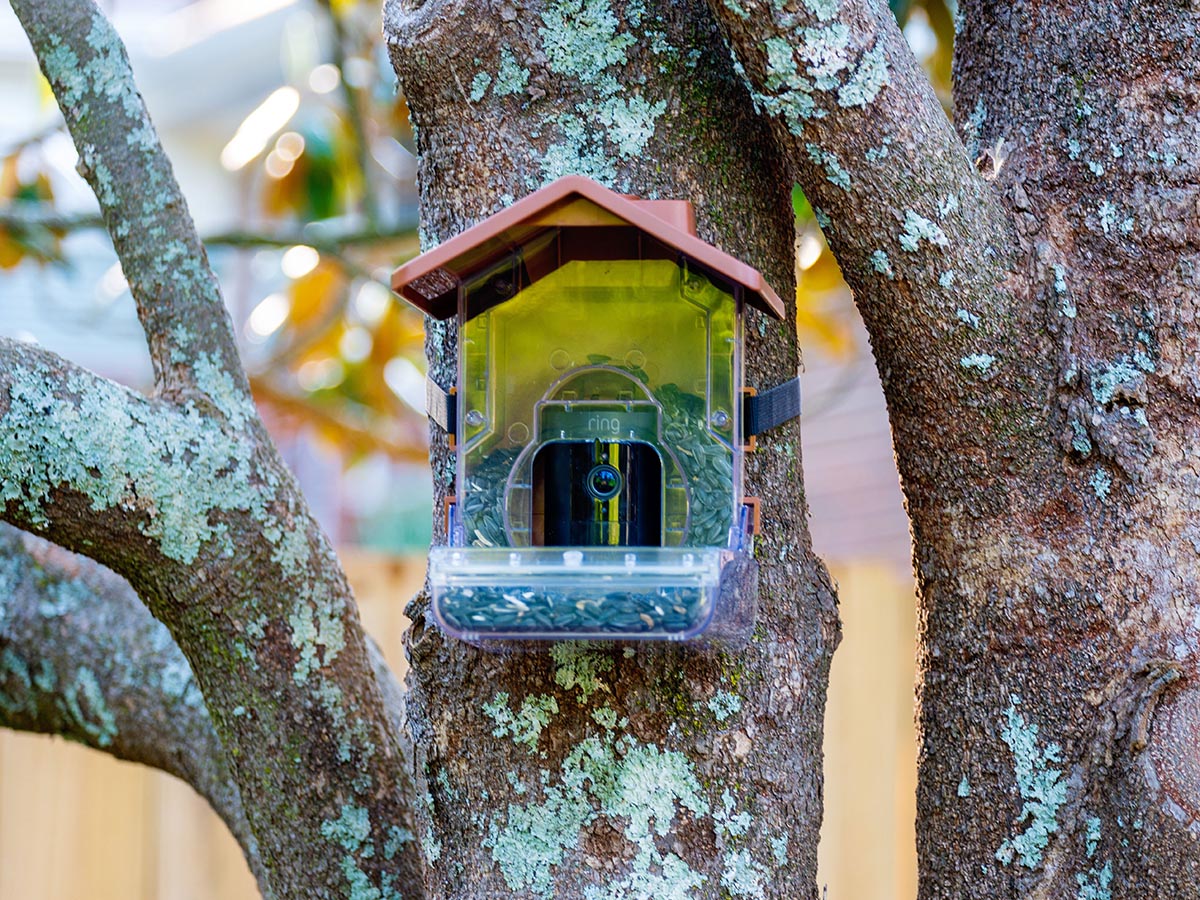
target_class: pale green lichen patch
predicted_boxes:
[869,249,894,278]
[770,834,789,866]
[1095,201,1134,236]
[63,666,118,747]
[1071,420,1093,456]
[84,16,147,124]
[592,706,619,729]
[960,354,996,373]
[721,848,767,896]
[0,648,34,716]
[958,774,971,797]
[1089,467,1112,501]
[755,37,817,136]
[493,48,530,96]
[898,210,948,252]
[865,136,892,162]
[486,734,709,897]
[484,692,559,752]
[551,642,613,702]
[1097,201,1117,235]
[320,805,406,900]
[600,95,669,158]
[289,599,346,685]
[321,804,372,852]
[995,695,1069,869]
[707,690,743,722]
[1090,357,1150,405]
[469,71,492,102]
[1085,815,1101,857]
[837,42,889,108]
[0,354,306,578]
[723,0,751,19]
[956,309,980,331]
[194,352,256,428]
[1053,264,1077,317]
[584,854,704,899]
[539,0,635,88]
[40,39,85,111]
[713,789,752,837]
[804,0,840,22]
[799,23,852,89]
[534,0,667,185]
[37,577,90,618]
[1076,860,1113,900]
[805,143,851,190]
[0,362,273,564]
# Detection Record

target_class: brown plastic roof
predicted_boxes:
[390,175,785,320]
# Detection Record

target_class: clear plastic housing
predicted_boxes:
[431,234,756,642]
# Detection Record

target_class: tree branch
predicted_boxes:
[0,524,272,897]
[0,203,419,254]
[709,1,1053,522]
[0,328,428,898]
[314,0,381,231]
[10,0,250,406]
[0,336,260,569]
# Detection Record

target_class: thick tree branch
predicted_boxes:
[0,524,272,897]
[10,0,250,405]
[708,3,1057,499]
[0,336,262,570]
[6,5,430,893]
[0,328,428,898]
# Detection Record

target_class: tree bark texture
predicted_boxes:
[707,0,1200,898]
[913,2,1200,897]
[384,1,839,897]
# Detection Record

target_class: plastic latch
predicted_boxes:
[742,497,761,536]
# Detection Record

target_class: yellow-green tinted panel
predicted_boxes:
[458,258,738,550]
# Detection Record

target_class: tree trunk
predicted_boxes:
[384,1,839,897]
[706,0,1200,896]
[912,3,1200,896]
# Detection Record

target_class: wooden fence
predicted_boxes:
[0,556,915,899]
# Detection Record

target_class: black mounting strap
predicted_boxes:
[426,378,456,435]
[743,377,802,439]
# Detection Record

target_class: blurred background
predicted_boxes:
[0,0,953,896]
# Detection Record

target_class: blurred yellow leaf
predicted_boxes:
[288,260,344,327]
[798,244,847,293]
[36,72,55,110]
[796,301,856,358]
[0,231,25,269]
[796,243,856,358]
[0,155,18,201]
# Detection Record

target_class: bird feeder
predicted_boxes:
[392,176,799,642]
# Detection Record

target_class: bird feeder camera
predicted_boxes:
[392,176,799,643]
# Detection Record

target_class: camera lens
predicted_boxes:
[586,464,622,501]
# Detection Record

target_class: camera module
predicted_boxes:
[586,464,623,501]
